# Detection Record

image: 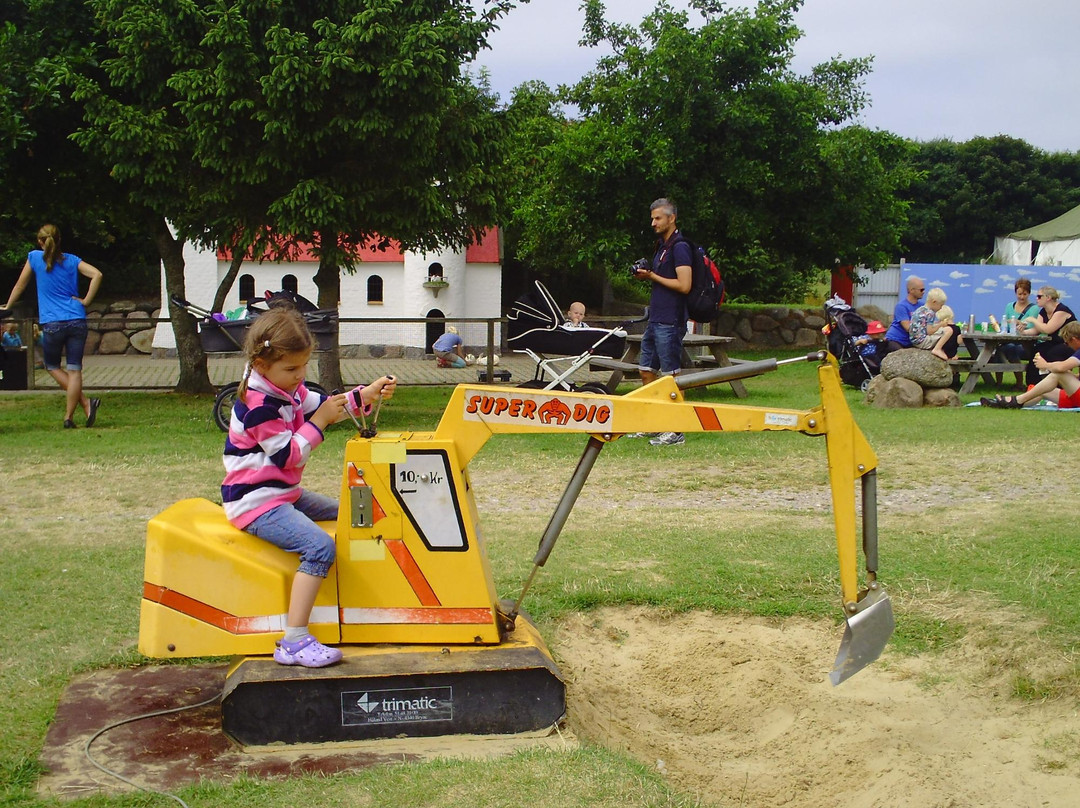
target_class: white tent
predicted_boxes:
[993,202,1080,265]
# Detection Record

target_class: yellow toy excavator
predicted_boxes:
[139,352,893,746]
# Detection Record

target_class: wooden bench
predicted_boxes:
[589,357,640,389]
[950,357,1024,393]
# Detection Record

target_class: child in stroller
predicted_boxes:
[823,295,883,390]
[507,281,639,393]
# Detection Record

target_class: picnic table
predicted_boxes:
[590,333,748,397]
[952,332,1040,394]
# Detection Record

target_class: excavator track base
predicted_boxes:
[221,615,564,746]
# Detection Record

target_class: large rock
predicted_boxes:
[923,387,961,407]
[865,375,924,408]
[129,329,155,354]
[98,330,131,354]
[880,348,954,388]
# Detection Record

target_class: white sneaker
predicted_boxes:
[649,432,685,446]
[625,432,659,439]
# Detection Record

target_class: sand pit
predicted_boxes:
[554,606,1080,808]
[38,605,1080,805]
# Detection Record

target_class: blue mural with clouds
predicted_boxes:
[898,264,1080,323]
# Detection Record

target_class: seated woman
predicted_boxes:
[908,288,960,361]
[983,321,1080,408]
[1001,277,1039,363]
[1018,286,1076,387]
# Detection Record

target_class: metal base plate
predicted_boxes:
[222,617,565,746]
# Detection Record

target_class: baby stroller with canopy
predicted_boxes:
[171,289,338,430]
[507,280,640,393]
[823,295,883,391]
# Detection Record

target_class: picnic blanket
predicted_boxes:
[965,400,1080,411]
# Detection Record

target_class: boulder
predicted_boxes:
[99,312,127,332]
[923,387,961,407]
[866,376,924,408]
[880,348,953,388]
[98,330,131,354]
[857,304,891,327]
[129,329,155,354]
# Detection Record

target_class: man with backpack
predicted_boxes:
[630,197,692,446]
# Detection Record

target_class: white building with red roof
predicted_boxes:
[153,230,502,355]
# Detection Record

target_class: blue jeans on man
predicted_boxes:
[638,322,684,376]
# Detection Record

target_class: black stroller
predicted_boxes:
[507,281,638,393]
[823,295,882,391]
[171,290,337,430]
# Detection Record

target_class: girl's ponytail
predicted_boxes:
[37,223,62,271]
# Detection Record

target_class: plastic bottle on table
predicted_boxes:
[988,315,1000,333]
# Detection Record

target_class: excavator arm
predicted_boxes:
[433,352,892,683]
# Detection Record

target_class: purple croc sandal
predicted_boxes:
[273,634,343,668]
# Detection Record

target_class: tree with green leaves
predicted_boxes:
[0,3,156,298]
[503,0,914,304]
[901,136,1080,264]
[69,0,510,391]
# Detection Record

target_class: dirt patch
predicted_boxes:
[37,664,569,801]
[554,606,1080,808]
[38,608,1080,805]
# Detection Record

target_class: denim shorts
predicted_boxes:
[244,489,339,578]
[41,319,88,371]
[637,322,684,375]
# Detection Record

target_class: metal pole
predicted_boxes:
[861,470,879,576]
[510,436,606,616]
[676,351,826,391]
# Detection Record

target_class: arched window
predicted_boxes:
[427,262,443,280]
[239,274,255,302]
[367,275,384,303]
[281,274,298,294]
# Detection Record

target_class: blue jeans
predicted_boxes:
[638,322,684,375]
[41,319,88,371]
[245,490,339,578]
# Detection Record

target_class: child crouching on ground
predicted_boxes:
[221,308,396,667]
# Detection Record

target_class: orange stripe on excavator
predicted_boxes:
[694,406,724,431]
[385,539,441,606]
[143,582,276,634]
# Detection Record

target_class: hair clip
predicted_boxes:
[264,339,271,348]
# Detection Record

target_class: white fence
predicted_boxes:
[852,265,902,313]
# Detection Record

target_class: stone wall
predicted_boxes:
[713,306,827,351]
[85,301,162,355]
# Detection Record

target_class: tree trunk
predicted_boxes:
[213,252,246,314]
[154,217,214,394]
[313,245,343,392]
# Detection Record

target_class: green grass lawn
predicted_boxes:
[1,357,1077,806]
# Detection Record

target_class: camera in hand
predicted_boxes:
[630,258,650,276]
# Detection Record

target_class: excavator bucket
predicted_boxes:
[830,588,894,686]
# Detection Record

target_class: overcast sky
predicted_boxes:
[472,0,1079,154]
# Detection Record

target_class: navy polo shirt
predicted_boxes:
[650,232,691,325]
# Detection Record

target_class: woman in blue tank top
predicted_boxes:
[3,224,103,428]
